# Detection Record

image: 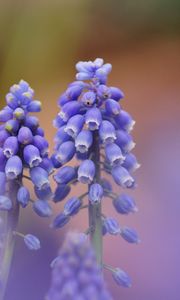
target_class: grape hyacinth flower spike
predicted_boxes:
[47,232,112,300]
[0,80,52,299]
[52,58,140,287]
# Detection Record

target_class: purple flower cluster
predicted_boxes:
[47,232,112,300]
[0,80,52,247]
[52,58,140,287]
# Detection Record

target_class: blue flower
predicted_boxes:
[113,194,137,214]
[120,227,140,244]
[64,114,84,138]
[17,186,30,208]
[24,234,41,250]
[30,167,50,189]
[53,184,71,202]
[122,153,140,172]
[112,165,135,188]
[55,141,75,165]
[63,197,82,216]
[75,130,93,153]
[53,59,140,288]
[52,212,70,229]
[59,101,82,122]
[33,135,49,157]
[115,129,135,153]
[17,126,33,145]
[85,107,102,130]
[53,166,76,185]
[105,143,125,166]
[47,232,112,300]
[115,110,135,132]
[78,160,95,184]
[5,156,23,179]
[112,268,131,288]
[23,145,42,168]
[104,217,120,235]
[89,183,103,204]
[99,120,116,144]
[3,136,19,158]
[33,200,52,217]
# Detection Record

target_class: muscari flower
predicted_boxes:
[47,232,112,300]
[0,80,51,250]
[52,58,140,288]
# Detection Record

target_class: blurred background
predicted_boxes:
[0,0,180,299]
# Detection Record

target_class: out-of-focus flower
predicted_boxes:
[47,232,112,300]
[24,234,41,250]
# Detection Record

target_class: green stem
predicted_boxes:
[0,181,20,300]
[88,131,102,266]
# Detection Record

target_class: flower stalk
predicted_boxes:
[88,131,102,265]
[0,181,19,300]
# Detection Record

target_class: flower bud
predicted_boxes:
[53,184,71,203]
[0,195,12,210]
[24,234,41,250]
[78,160,95,184]
[64,197,82,216]
[109,87,124,101]
[51,153,62,169]
[24,116,39,131]
[0,108,13,122]
[104,217,120,235]
[64,114,84,138]
[112,166,135,188]
[115,110,135,132]
[105,143,125,166]
[53,166,76,185]
[6,93,18,109]
[99,120,116,144]
[0,129,10,147]
[89,183,103,204]
[55,141,75,165]
[100,178,112,195]
[115,130,135,153]
[17,186,30,208]
[5,119,19,133]
[59,102,82,122]
[85,107,102,130]
[33,200,52,217]
[54,126,71,147]
[105,99,121,116]
[5,156,23,179]
[33,135,49,157]
[13,107,25,120]
[23,145,42,168]
[81,91,96,107]
[27,100,41,112]
[112,268,131,288]
[3,136,19,158]
[122,153,140,172]
[120,227,140,244]
[52,212,70,229]
[39,158,53,175]
[75,130,93,153]
[36,127,44,137]
[34,185,52,201]
[113,194,137,214]
[30,167,49,189]
[18,126,33,145]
